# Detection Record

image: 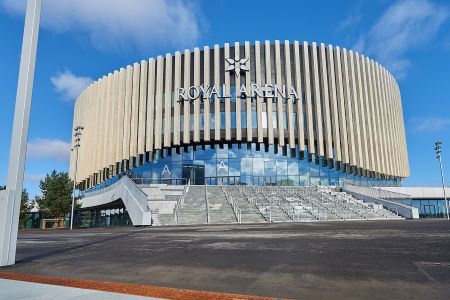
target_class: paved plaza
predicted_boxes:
[1,220,450,299]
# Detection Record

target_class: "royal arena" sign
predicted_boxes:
[176,83,300,103]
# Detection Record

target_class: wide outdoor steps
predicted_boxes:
[177,186,208,225]
[154,185,404,226]
[207,186,239,224]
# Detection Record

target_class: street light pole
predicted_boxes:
[435,141,449,220]
[70,126,83,230]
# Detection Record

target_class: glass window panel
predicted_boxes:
[205,159,216,177]
[310,161,319,177]
[229,159,240,176]
[288,160,299,175]
[252,143,264,158]
[253,158,264,176]
[172,162,182,179]
[265,144,275,158]
[299,176,309,186]
[241,158,253,175]
[264,159,276,176]
[216,144,228,159]
[230,144,246,159]
[182,146,193,160]
[276,159,288,175]
[172,149,182,162]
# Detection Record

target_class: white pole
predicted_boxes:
[70,145,79,230]
[0,0,41,266]
[438,155,449,220]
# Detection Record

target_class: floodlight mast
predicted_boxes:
[70,126,84,230]
[435,141,449,220]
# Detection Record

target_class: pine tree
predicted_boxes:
[20,189,30,228]
[36,170,75,218]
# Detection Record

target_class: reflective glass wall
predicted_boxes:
[116,143,399,187]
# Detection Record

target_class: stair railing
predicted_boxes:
[205,184,209,224]
[221,185,242,223]
[174,178,190,224]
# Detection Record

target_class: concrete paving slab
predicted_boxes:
[0,278,160,299]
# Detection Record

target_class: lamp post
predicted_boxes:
[435,140,449,220]
[70,126,83,230]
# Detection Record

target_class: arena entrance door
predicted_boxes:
[182,164,205,185]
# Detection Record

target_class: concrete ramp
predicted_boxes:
[81,177,153,226]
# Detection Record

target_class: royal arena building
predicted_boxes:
[70,40,412,227]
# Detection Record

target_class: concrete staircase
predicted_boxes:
[140,183,404,226]
[223,187,267,223]
[177,186,208,225]
[280,186,404,221]
[250,190,293,223]
[207,186,238,224]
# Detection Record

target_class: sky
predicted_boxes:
[1,0,450,198]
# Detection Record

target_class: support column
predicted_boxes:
[0,0,41,266]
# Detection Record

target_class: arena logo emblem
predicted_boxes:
[217,160,228,172]
[161,165,171,176]
[176,56,299,104]
[226,54,249,77]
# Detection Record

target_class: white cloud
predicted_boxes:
[24,173,45,184]
[336,1,364,33]
[354,0,448,78]
[412,117,450,133]
[1,0,202,53]
[51,70,93,101]
[27,138,71,162]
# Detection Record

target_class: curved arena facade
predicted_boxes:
[70,40,409,190]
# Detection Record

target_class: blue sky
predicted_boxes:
[1,0,449,198]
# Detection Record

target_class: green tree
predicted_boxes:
[36,170,75,218]
[20,189,30,228]
[277,179,295,186]
[0,185,6,190]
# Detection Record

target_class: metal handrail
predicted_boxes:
[246,186,272,222]
[133,177,188,186]
[205,184,209,224]
[174,178,190,224]
[222,185,242,223]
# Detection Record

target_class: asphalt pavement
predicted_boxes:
[1,219,450,299]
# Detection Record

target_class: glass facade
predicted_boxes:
[74,201,132,228]
[392,199,449,218]
[94,143,399,188]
